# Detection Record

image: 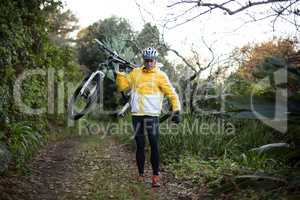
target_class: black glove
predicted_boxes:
[171,110,181,124]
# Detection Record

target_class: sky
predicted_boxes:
[62,0,298,65]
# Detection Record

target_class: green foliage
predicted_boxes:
[77,16,135,70]
[0,0,61,68]
[168,156,240,188]
[136,23,168,57]
[8,122,44,170]
[116,114,283,171]
[22,74,47,110]
[225,73,253,96]
[0,83,11,123]
[48,8,79,45]
[103,37,136,63]
[0,0,83,172]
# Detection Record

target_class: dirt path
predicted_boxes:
[0,135,200,200]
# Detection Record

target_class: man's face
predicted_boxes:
[144,59,156,69]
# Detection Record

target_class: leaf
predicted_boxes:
[250,143,291,155]
[0,131,4,140]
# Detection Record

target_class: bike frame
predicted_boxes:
[79,70,105,97]
[79,67,131,116]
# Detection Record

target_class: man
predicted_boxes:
[115,47,181,187]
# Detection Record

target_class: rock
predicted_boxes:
[0,143,11,174]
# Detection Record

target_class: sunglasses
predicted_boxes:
[144,59,155,63]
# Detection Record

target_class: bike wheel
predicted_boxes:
[68,73,101,120]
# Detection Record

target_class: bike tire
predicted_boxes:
[68,73,101,120]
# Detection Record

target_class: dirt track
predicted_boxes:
[0,135,201,200]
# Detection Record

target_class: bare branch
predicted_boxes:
[183,37,216,82]
[135,0,146,24]
[293,13,300,31]
[229,13,278,32]
[166,0,299,29]
[279,13,300,28]
[134,0,156,24]
[203,0,290,15]
[167,0,234,29]
[167,8,209,29]
[202,36,215,71]
[168,0,291,15]
[271,0,299,31]
[168,47,198,72]
[167,0,200,8]
[165,5,198,23]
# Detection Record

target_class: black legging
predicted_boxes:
[132,115,160,176]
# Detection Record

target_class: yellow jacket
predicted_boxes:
[116,65,181,116]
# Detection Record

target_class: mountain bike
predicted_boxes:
[68,39,172,122]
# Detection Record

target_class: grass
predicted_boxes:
[114,114,283,168]
[158,115,279,165]
[114,114,294,199]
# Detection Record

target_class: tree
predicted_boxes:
[48,8,79,45]
[235,38,297,80]
[136,23,168,55]
[165,0,300,30]
[223,38,300,119]
[76,17,137,112]
[77,16,135,71]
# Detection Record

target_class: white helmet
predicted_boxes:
[142,47,158,60]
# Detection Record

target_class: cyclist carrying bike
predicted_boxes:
[115,47,181,187]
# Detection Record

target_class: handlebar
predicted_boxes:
[94,39,137,69]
